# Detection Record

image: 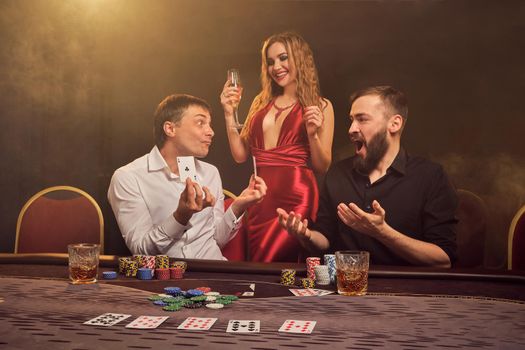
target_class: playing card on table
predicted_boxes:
[126,316,169,329]
[226,320,260,333]
[177,156,197,182]
[177,317,217,331]
[84,313,131,327]
[289,289,333,297]
[241,291,254,297]
[279,320,317,334]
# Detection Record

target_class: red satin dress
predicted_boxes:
[247,100,319,262]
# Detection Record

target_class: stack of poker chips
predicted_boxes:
[314,265,331,285]
[170,260,187,272]
[306,257,321,280]
[137,267,154,280]
[134,255,155,269]
[280,269,296,285]
[323,254,337,284]
[301,277,315,289]
[118,257,132,274]
[170,267,184,279]
[124,260,138,277]
[155,255,170,269]
[102,271,117,280]
[155,268,170,280]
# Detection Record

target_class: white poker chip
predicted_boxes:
[204,292,220,296]
[206,296,217,302]
[205,303,224,309]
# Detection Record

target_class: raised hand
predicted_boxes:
[337,200,387,238]
[276,208,311,244]
[174,178,216,225]
[302,105,324,137]
[220,79,243,116]
[231,175,267,217]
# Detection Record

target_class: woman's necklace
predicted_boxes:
[273,99,297,121]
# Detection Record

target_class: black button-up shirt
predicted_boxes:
[313,148,458,265]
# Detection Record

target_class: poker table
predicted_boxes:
[1,253,525,349]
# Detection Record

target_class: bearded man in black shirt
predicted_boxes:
[277,86,457,267]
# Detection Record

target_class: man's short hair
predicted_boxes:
[154,94,211,148]
[350,86,408,121]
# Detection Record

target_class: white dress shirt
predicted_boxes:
[108,146,241,260]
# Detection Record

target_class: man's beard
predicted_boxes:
[353,128,389,175]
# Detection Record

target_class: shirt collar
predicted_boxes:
[389,147,407,175]
[148,146,169,172]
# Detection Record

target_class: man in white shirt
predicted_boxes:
[108,94,267,259]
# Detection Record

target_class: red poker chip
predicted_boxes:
[156,268,170,280]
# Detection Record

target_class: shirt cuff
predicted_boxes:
[225,205,243,228]
[160,214,192,240]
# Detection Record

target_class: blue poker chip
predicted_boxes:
[153,300,169,306]
[137,268,154,280]
[102,271,117,279]
[186,289,204,297]
[164,287,182,295]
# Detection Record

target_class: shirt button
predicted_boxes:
[365,183,370,188]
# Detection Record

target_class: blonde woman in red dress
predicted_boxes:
[220,32,334,262]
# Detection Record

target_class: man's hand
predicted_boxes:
[230,175,267,217]
[337,200,388,238]
[174,178,216,225]
[276,208,311,244]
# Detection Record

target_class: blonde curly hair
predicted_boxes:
[240,32,323,140]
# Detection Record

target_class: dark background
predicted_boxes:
[1,0,523,268]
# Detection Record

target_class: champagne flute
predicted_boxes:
[227,68,243,129]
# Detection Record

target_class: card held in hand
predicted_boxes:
[177,156,198,183]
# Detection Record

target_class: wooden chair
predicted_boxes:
[220,189,247,261]
[508,204,525,270]
[454,189,488,268]
[15,186,104,254]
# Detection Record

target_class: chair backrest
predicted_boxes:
[15,186,104,254]
[508,204,525,270]
[454,189,488,268]
[220,189,246,261]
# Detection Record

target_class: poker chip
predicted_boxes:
[301,278,315,289]
[280,269,296,286]
[220,295,239,301]
[205,296,217,302]
[214,299,232,305]
[118,257,132,274]
[102,271,117,279]
[306,257,321,280]
[190,295,207,302]
[170,260,187,272]
[195,287,211,293]
[155,268,170,280]
[147,295,164,301]
[184,302,204,309]
[186,289,204,297]
[163,304,182,312]
[164,287,182,295]
[169,267,184,279]
[205,303,224,309]
[314,265,331,285]
[323,254,337,284]
[137,268,154,280]
[153,300,168,306]
[155,255,170,269]
[204,291,220,296]
[124,260,138,277]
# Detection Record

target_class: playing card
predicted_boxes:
[177,156,197,182]
[252,156,257,177]
[289,289,333,297]
[249,283,255,291]
[226,320,260,333]
[126,316,169,329]
[177,317,217,331]
[84,313,131,327]
[279,320,317,334]
[241,291,254,297]
[289,289,319,296]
